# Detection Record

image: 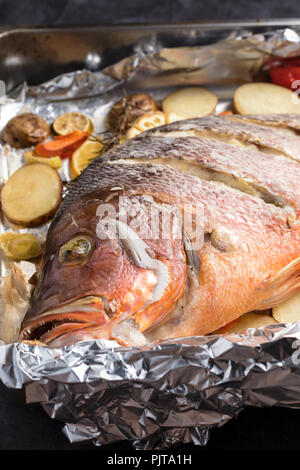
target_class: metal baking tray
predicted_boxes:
[1,20,300,449]
[1,20,300,93]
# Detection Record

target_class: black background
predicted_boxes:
[1,0,300,452]
[0,0,299,25]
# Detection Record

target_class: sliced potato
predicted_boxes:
[162,87,218,118]
[165,112,184,124]
[272,292,300,323]
[1,163,62,227]
[214,311,277,334]
[234,82,300,115]
[24,150,62,169]
[0,233,41,260]
[1,113,50,148]
[52,112,94,135]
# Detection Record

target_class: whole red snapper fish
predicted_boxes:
[20,115,300,347]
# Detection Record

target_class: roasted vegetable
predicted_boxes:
[165,112,184,124]
[0,264,31,343]
[52,112,94,135]
[107,93,159,134]
[126,112,167,139]
[0,232,41,260]
[125,111,182,139]
[126,126,142,139]
[24,150,62,169]
[70,136,104,179]
[234,82,300,114]
[218,110,234,116]
[1,163,62,227]
[214,311,276,334]
[135,111,166,132]
[269,65,300,91]
[1,113,50,148]
[162,87,218,118]
[272,292,300,323]
[35,130,89,159]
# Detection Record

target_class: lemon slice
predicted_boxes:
[126,126,142,140]
[70,136,104,179]
[135,112,166,132]
[53,112,94,136]
[125,112,168,140]
[24,150,62,169]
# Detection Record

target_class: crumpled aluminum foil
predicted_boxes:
[1,323,300,449]
[1,26,300,450]
[22,26,300,101]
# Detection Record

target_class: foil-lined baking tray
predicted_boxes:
[1,22,300,450]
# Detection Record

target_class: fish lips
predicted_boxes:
[19,296,110,346]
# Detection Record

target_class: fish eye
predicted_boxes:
[58,235,93,264]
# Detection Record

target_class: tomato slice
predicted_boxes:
[269,65,300,91]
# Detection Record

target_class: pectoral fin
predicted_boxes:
[257,257,300,309]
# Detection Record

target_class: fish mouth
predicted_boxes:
[19,296,109,345]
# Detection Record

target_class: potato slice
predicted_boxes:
[272,292,300,323]
[0,233,41,260]
[234,82,300,115]
[214,311,277,334]
[24,150,62,169]
[162,87,218,118]
[165,112,184,124]
[1,163,62,227]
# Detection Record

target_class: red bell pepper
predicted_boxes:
[276,57,300,67]
[269,65,300,91]
[35,130,89,159]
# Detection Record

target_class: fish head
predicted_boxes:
[19,193,187,347]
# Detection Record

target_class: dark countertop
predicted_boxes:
[2,391,300,450]
[1,0,300,452]
[0,0,299,25]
